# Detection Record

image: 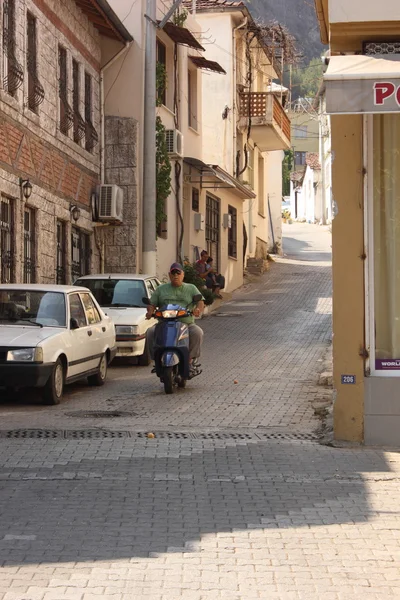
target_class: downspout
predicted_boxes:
[98,41,132,272]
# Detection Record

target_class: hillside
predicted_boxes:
[245,0,326,65]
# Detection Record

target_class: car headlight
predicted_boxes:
[7,347,43,363]
[115,325,138,335]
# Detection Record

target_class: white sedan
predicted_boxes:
[74,274,160,365]
[0,284,117,404]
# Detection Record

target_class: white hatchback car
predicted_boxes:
[0,284,116,404]
[74,274,161,365]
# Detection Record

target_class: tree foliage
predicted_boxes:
[282,149,294,197]
[287,58,324,101]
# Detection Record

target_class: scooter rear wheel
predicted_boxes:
[163,366,174,394]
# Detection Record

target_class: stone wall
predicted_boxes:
[103,116,139,274]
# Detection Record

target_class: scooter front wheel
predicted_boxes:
[163,366,174,394]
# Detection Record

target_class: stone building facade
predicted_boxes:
[0,0,131,284]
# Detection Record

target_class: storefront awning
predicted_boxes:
[324,54,400,114]
[189,56,226,74]
[184,157,256,199]
[160,22,204,51]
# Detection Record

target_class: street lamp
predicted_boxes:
[70,205,81,222]
[19,178,32,200]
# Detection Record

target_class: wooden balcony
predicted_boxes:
[238,92,291,151]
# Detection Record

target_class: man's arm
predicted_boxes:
[193,300,205,318]
[146,288,159,319]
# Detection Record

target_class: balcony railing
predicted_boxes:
[239,92,291,146]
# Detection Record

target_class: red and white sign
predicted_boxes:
[374,82,400,107]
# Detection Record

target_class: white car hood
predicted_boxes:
[102,307,146,326]
[0,325,62,346]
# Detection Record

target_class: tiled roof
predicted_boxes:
[183,0,245,10]
[306,153,321,170]
[290,170,306,183]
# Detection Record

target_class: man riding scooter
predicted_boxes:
[145,263,205,375]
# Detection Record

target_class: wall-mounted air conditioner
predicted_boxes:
[97,185,123,223]
[165,129,184,158]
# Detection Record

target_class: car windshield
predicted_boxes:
[0,290,66,327]
[74,279,147,308]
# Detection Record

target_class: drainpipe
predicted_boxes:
[100,42,132,183]
[232,16,247,175]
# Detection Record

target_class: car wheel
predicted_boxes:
[43,358,64,405]
[137,339,151,366]
[88,352,108,386]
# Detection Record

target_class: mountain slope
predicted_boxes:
[245,0,326,64]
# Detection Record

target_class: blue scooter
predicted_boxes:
[143,295,203,394]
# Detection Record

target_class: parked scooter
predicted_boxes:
[143,295,203,394]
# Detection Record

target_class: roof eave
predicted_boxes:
[92,0,133,42]
[314,0,328,45]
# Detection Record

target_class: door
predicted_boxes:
[206,194,220,271]
[67,293,96,378]
[80,292,105,359]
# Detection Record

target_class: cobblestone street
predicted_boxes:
[2,224,400,599]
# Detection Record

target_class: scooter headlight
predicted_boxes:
[161,309,178,318]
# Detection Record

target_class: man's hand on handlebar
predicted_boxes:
[145,305,155,320]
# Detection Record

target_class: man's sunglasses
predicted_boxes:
[170,270,182,275]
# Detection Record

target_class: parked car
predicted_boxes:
[73,274,161,365]
[0,284,116,405]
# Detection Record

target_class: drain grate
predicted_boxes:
[65,410,138,418]
[0,429,319,442]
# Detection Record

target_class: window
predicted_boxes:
[188,69,198,130]
[26,12,37,112]
[2,0,22,96]
[293,125,308,139]
[247,147,254,189]
[80,292,101,324]
[23,207,35,283]
[228,205,237,259]
[58,46,69,135]
[72,59,84,143]
[56,220,66,284]
[206,194,220,272]
[295,151,307,166]
[192,188,199,212]
[74,278,148,308]
[71,227,91,281]
[69,293,86,328]
[0,196,14,283]
[84,72,98,152]
[156,40,166,106]
[258,156,265,215]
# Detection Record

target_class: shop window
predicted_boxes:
[0,196,14,283]
[56,220,66,284]
[23,207,35,283]
[188,69,198,130]
[192,188,199,212]
[228,205,237,259]
[71,227,91,282]
[372,113,400,373]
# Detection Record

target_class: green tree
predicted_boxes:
[282,149,294,196]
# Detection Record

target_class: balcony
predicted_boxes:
[238,92,291,151]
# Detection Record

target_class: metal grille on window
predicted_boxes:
[23,207,35,283]
[58,46,73,134]
[71,227,91,281]
[363,42,400,55]
[228,205,237,259]
[56,220,66,284]
[72,59,85,143]
[206,195,220,272]
[84,72,98,152]
[2,0,23,95]
[192,188,199,212]
[0,197,14,283]
[26,12,44,112]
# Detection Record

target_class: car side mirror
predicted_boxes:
[142,297,151,305]
[70,317,80,330]
[193,294,202,303]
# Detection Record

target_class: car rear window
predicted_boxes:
[74,279,147,308]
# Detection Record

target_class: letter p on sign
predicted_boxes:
[374,82,395,105]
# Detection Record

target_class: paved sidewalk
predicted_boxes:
[1,437,400,599]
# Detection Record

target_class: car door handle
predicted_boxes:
[87,330,93,337]
[102,326,106,332]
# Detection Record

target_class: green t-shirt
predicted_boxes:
[150,282,204,324]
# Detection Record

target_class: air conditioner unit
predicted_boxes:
[165,129,184,158]
[98,185,123,223]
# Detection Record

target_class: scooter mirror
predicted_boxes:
[192,294,203,303]
[142,297,151,305]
